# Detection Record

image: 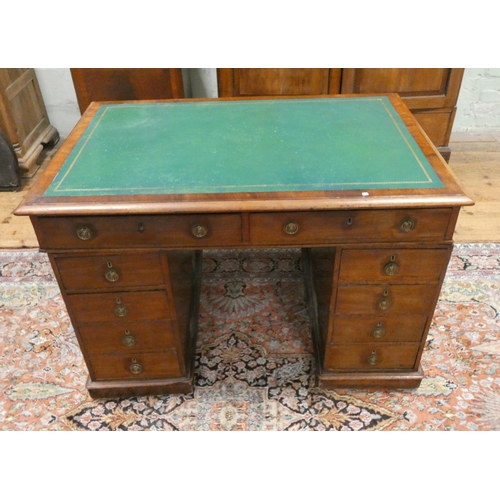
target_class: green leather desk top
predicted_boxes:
[43,97,444,197]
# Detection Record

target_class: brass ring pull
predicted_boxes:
[105,269,120,282]
[283,222,299,235]
[377,298,391,310]
[122,329,136,347]
[383,262,400,276]
[76,226,93,240]
[367,352,379,366]
[129,358,143,375]
[192,224,208,238]
[372,326,386,339]
[114,298,128,317]
[399,217,415,233]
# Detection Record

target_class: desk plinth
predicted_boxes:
[15,95,473,397]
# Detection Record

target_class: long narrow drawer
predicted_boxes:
[34,213,242,249]
[335,284,438,315]
[54,253,164,291]
[324,343,420,371]
[78,320,177,355]
[249,208,452,245]
[339,248,450,284]
[66,291,170,323]
[331,315,428,343]
[89,351,184,380]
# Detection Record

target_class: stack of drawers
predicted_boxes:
[33,214,222,397]
[53,252,185,383]
[324,247,451,373]
[300,207,456,388]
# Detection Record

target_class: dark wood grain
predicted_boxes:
[338,248,450,284]
[324,343,421,371]
[89,350,183,381]
[217,68,342,97]
[70,68,184,113]
[54,252,164,291]
[78,320,178,354]
[330,315,428,344]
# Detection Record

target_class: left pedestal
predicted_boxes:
[35,217,202,398]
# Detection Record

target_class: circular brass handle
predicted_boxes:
[283,222,299,235]
[399,218,415,233]
[377,298,391,310]
[192,224,208,238]
[122,334,136,347]
[372,326,386,339]
[384,262,400,276]
[114,304,128,317]
[105,269,120,282]
[76,226,93,240]
[367,352,379,365]
[129,359,143,374]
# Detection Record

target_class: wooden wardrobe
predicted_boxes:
[217,68,464,161]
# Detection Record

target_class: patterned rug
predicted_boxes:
[1,244,499,431]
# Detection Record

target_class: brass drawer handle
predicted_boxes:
[383,262,400,276]
[372,324,386,339]
[105,269,120,282]
[129,358,143,375]
[399,217,415,233]
[377,289,391,310]
[105,261,119,282]
[367,351,379,366]
[122,329,136,347]
[377,298,391,310]
[114,297,128,317]
[76,226,93,240]
[283,222,299,235]
[192,224,208,238]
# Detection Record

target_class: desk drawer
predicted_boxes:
[35,214,242,249]
[89,351,183,380]
[249,208,452,245]
[67,291,170,324]
[331,315,428,343]
[324,343,420,371]
[335,284,438,315]
[78,320,177,354]
[54,253,164,291]
[339,248,450,284]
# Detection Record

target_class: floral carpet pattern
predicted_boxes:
[0,244,499,431]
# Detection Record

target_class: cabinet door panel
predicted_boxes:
[70,68,184,114]
[217,68,342,96]
[413,109,456,147]
[341,68,463,110]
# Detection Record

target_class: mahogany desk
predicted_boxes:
[15,95,473,398]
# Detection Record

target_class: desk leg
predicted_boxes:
[302,248,334,374]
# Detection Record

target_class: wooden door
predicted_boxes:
[70,68,185,113]
[217,68,342,97]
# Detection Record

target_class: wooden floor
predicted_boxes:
[1,133,499,248]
